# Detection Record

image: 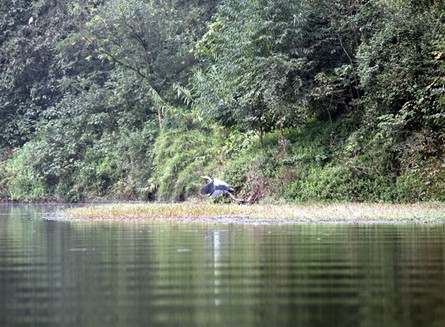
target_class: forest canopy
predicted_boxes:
[1,0,444,202]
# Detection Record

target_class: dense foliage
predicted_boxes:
[1,0,444,202]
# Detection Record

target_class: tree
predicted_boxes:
[0,0,77,148]
[193,0,368,144]
[70,0,219,129]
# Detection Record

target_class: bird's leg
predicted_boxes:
[226,192,245,204]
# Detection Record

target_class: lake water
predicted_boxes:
[1,204,445,326]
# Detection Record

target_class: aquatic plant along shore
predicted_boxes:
[63,203,445,223]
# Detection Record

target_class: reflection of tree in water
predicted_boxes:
[208,229,230,306]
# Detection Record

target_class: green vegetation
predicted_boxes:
[1,0,444,203]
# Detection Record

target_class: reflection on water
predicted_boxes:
[1,204,445,326]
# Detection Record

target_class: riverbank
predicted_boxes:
[63,202,445,224]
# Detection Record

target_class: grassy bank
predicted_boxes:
[63,202,445,223]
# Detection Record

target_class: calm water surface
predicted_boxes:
[1,204,445,326]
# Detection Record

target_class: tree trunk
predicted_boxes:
[157,106,163,129]
[259,125,264,146]
[279,123,287,152]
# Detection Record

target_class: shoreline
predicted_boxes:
[61,202,445,224]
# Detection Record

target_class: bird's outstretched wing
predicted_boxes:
[213,178,234,192]
[200,177,234,197]
[200,181,214,195]
[210,189,225,197]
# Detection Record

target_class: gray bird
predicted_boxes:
[200,176,234,197]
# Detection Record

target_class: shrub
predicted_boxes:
[3,143,45,201]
